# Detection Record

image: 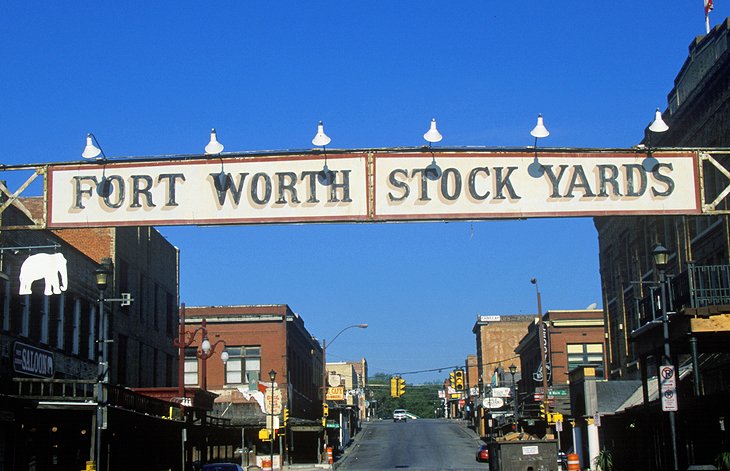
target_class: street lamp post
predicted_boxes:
[531,278,551,433]
[173,305,228,468]
[477,376,484,434]
[509,363,518,423]
[173,304,229,397]
[269,369,276,470]
[321,324,368,462]
[94,258,113,471]
[653,244,679,471]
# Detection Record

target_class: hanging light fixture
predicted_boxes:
[81,133,113,198]
[82,134,103,159]
[205,128,225,154]
[205,129,230,192]
[642,108,669,172]
[312,121,334,186]
[423,118,442,181]
[528,114,550,178]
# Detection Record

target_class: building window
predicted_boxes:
[72,299,81,355]
[56,297,67,350]
[567,343,605,377]
[225,346,261,388]
[166,293,175,336]
[20,295,30,337]
[117,335,127,385]
[40,296,50,344]
[184,347,199,386]
[88,302,96,360]
[153,283,159,330]
[1,277,9,331]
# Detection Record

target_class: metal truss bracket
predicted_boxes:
[0,165,48,230]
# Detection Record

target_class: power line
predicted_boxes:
[393,355,520,376]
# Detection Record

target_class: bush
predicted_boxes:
[594,448,613,471]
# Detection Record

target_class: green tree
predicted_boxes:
[368,373,442,418]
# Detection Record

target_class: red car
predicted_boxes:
[476,444,489,462]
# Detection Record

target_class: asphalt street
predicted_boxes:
[335,419,486,470]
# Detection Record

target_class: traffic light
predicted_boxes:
[397,377,406,397]
[390,376,398,398]
[283,408,289,426]
[454,369,464,391]
[449,371,456,388]
[322,403,329,417]
[547,412,563,424]
[539,403,547,420]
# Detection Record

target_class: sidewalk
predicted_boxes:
[455,418,484,443]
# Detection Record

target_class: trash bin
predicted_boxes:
[488,439,559,471]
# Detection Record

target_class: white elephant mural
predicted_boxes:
[19,253,68,296]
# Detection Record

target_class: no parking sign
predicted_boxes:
[660,365,678,412]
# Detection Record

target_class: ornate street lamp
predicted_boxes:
[173,304,228,397]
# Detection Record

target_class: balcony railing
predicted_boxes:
[14,378,96,400]
[637,263,730,326]
[672,263,730,310]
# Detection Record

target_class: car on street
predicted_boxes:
[393,408,407,422]
[201,463,244,471]
[476,444,489,462]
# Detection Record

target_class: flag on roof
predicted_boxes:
[705,0,714,16]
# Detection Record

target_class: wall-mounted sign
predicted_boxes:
[482,397,505,409]
[326,386,345,401]
[19,253,67,296]
[479,315,502,322]
[13,341,54,378]
[491,387,513,398]
[46,151,700,228]
[263,386,282,415]
[328,373,342,387]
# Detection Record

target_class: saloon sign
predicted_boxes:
[46,151,700,227]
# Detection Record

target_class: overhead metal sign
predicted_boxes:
[0,149,705,229]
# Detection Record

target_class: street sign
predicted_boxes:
[660,365,678,412]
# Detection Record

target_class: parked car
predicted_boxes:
[202,463,244,471]
[557,451,568,470]
[476,444,489,462]
[393,408,407,422]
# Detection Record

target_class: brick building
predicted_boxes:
[0,201,182,470]
[473,314,534,384]
[183,304,324,464]
[514,309,605,418]
[592,17,730,470]
[471,314,534,437]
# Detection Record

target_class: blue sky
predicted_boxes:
[2,2,727,383]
